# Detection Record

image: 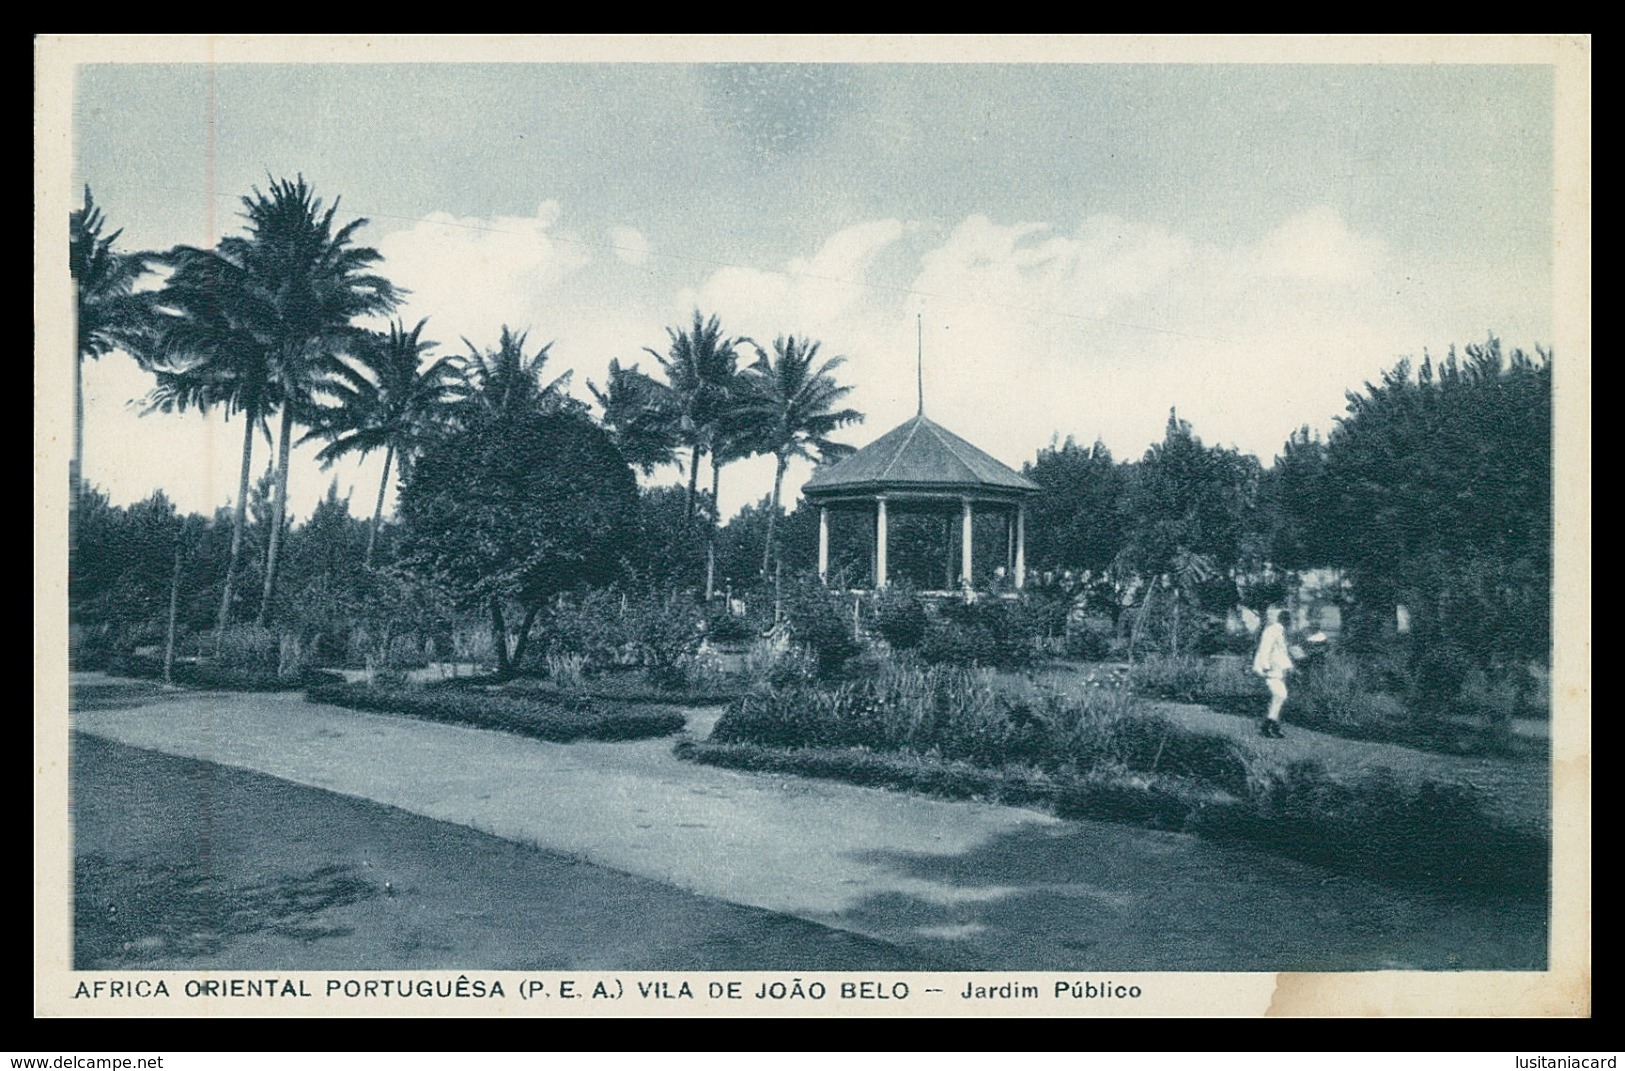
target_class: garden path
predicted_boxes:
[1141,699,1549,836]
[1021,665,1552,837]
[66,673,1546,971]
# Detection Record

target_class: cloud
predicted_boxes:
[885,209,1411,476]
[373,201,592,349]
[914,214,1195,322]
[1245,206,1386,282]
[82,201,1544,537]
[608,225,651,267]
[674,204,1546,525]
[686,218,905,333]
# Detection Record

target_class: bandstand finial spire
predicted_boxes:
[916,313,924,416]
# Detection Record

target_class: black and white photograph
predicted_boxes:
[36,35,1590,1017]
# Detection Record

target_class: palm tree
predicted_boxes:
[644,312,744,521]
[236,177,400,624]
[588,358,681,475]
[453,325,577,425]
[743,335,863,576]
[142,246,277,635]
[591,350,760,598]
[69,186,151,503]
[703,373,766,598]
[145,176,399,628]
[301,318,462,566]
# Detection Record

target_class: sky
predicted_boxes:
[46,38,1574,528]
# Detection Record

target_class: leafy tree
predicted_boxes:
[624,485,706,592]
[1121,409,1262,657]
[716,495,819,591]
[69,187,152,503]
[69,489,214,661]
[1319,339,1551,678]
[701,369,767,597]
[1125,409,1260,578]
[397,405,639,678]
[276,479,371,623]
[741,335,863,576]
[1259,425,1332,574]
[143,251,277,634]
[235,177,399,625]
[273,479,452,669]
[302,318,463,565]
[1023,435,1129,579]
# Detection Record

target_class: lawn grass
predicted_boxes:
[1126,654,1542,757]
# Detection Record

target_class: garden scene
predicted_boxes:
[66,172,1552,973]
[54,60,1568,982]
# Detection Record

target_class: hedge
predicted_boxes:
[305,682,685,742]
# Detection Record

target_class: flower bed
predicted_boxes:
[106,655,344,693]
[306,682,685,742]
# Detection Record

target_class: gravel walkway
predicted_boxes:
[66,673,1548,971]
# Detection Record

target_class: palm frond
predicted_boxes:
[741,334,865,466]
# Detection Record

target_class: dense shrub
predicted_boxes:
[306,681,684,741]
[761,642,818,691]
[106,655,343,692]
[919,599,1037,669]
[496,670,743,706]
[543,589,634,671]
[1289,652,1412,735]
[871,586,928,651]
[1064,626,1113,662]
[619,591,703,691]
[213,626,287,675]
[1130,656,1253,708]
[696,666,1544,897]
[1055,707,1254,797]
[545,652,588,688]
[782,584,862,678]
[1200,760,1548,898]
[711,658,1239,780]
[704,610,756,645]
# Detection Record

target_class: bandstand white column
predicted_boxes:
[875,496,889,589]
[1015,503,1027,589]
[960,497,974,588]
[818,505,829,585]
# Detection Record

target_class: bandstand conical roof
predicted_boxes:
[803,413,1040,499]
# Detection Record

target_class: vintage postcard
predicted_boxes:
[35,35,1590,1018]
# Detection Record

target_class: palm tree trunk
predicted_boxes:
[762,453,788,577]
[256,405,295,627]
[1171,591,1181,659]
[216,415,256,637]
[69,355,84,555]
[685,443,704,521]
[72,354,84,506]
[1128,580,1156,666]
[163,538,183,686]
[365,443,395,569]
[705,456,722,600]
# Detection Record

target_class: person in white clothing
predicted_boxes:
[1252,607,1295,738]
